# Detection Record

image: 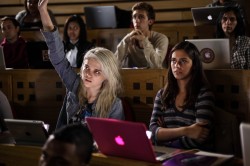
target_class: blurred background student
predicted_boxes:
[39,124,93,166]
[216,7,250,69]
[207,0,248,35]
[15,0,57,29]
[0,16,29,68]
[63,15,94,68]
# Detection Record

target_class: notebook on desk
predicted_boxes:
[240,123,250,166]
[86,117,182,163]
[4,119,49,146]
[185,38,230,69]
[191,6,225,26]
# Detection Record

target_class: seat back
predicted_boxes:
[214,107,241,157]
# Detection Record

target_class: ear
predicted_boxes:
[148,19,154,26]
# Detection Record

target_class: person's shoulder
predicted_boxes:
[151,31,168,41]
[16,10,27,17]
[238,35,250,44]
[199,86,214,96]
[17,36,26,43]
[151,31,166,36]
[114,97,122,103]
[0,38,7,45]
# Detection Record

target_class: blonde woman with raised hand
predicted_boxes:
[38,0,124,130]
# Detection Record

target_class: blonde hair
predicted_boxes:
[78,47,122,117]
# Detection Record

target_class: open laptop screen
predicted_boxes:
[84,6,131,29]
[191,6,225,26]
[185,38,230,69]
[4,119,49,146]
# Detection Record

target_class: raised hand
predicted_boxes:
[38,0,48,12]
[37,0,54,31]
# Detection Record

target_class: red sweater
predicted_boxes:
[0,37,29,68]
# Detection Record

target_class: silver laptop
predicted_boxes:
[0,46,13,70]
[185,39,230,69]
[0,46,6,70]
[240,123,250,166]
[4,119,49,146]
[191,6,225,26]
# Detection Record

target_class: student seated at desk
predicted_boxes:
[114,2,169,68]
[216,7,250,69]
[39,124,93,166]
[149,41,215,151]
[15,0,57,30]
[38,0,124,130]
[0,16,29,69]
[63,15,94,68]
[207,0,248,34]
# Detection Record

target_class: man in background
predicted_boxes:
[39,124,93,166]
[0,16,29,68]
[115,2,169,68]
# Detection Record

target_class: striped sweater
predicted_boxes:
[149,87,215,150]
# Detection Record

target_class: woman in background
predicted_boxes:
[63,15,94,68]
[149,41,215,150]
[15,0,57,29]
[216,7,250,69]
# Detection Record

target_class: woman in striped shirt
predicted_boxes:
[149,41,215,150]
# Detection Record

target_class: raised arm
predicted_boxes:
[38,0,54,31]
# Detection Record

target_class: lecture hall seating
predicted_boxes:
[0,0,212,46]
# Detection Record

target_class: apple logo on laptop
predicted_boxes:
[207,15,213,21]
[200,48,215,63]
[114,135,125,146]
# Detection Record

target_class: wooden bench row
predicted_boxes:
[0,0,217,47]
[0,0,211,27]
[0,69,250,130]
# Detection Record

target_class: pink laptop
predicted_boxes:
[86,117,180,163]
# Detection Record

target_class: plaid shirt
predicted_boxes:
[231,36,250,69]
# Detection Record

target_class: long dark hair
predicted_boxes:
[63,14,87,48]
[216,6,245,38]
[162,41,209,109]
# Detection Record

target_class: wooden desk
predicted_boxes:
[0,144,161,166]
[0,144,243,166]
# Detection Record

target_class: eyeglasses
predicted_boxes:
[222,16,236,22]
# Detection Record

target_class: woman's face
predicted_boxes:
[27,0,39,14]
[81,58,106,90]
[221,11,237,35]
[67,21,80,43]
[171,50,193,81]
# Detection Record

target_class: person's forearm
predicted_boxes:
[157,126,188,141]
[38,0,54,31]
[40,9,54,31]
